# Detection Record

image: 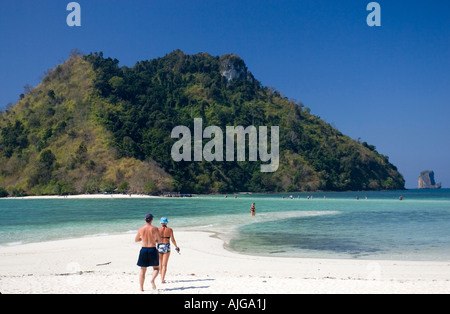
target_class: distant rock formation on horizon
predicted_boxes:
[418,170,441,189]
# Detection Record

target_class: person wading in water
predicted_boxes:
[250,203,256,216]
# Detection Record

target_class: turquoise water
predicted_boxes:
[1,190,449,261]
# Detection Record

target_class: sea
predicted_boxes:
[1,189,450,261]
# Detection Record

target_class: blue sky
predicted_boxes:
[0,0,449,188]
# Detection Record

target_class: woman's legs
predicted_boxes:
[159,252,171,283]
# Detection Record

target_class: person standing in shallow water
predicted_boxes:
[250,203,256,216]
[158,217,179,283]
[135,214,161,291]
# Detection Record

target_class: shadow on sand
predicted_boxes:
[161,278,215,292]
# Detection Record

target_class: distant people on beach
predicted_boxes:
[135,214,160,291]
[158,217,179,284]
[250,203,256,216]
[163,193,192,198]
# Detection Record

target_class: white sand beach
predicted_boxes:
[1,193,161,200]
[1,231,449,294]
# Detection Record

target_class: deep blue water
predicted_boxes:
[1,189,449,261]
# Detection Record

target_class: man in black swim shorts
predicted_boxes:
[137,247,159,268]
[135,214,161,291]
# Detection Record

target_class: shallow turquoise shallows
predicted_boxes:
[1,189,449,261]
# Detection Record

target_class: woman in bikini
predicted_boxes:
[157,217,179,283]
[250,203,256,216]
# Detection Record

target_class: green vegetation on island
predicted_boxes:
[0,50,405,196]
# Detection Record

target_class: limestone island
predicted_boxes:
[418,170,441,189]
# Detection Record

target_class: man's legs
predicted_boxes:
[150,266,160,290]
[139,267,147,291]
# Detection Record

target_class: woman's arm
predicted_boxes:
[171,229,179,249]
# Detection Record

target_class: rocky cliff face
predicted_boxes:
[418,170,441,189]
[219,54,248,82]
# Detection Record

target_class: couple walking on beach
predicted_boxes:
[135,214,179,291]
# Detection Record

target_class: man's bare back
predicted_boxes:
[135,223,160,247]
